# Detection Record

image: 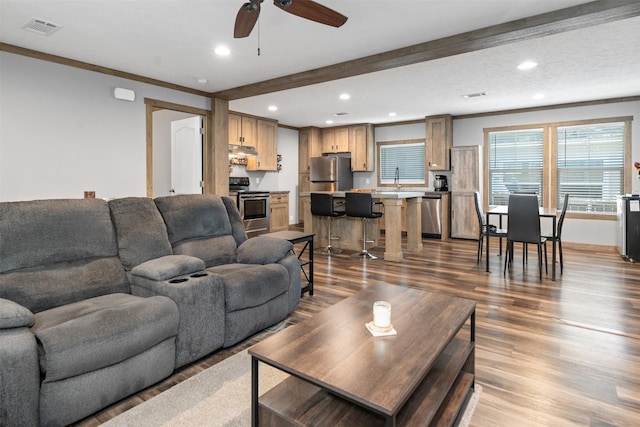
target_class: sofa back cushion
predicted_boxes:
[108,197,173,270]
[0,199,129,312]
[154,195,239,267]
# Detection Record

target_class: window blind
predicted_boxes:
[557,122,624,213]
[379,142,425,184]
[488,129,544,206]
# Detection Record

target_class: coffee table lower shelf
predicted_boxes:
[258,338,474,426]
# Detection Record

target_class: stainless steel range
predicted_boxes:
[229,177,270,237]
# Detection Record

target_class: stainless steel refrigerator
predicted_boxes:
[309,156,353,191]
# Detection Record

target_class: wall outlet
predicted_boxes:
[256,177,260,184]
[290,215,294,221]
[366,179,370,184]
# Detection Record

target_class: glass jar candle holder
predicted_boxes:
[373,301,391,328]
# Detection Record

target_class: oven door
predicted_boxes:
[239,195,270,236]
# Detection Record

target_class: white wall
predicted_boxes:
[0,52,209,201]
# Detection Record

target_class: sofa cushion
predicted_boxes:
[33,293,179,382]
[0,257,129,314]
[207,263,289,312]
[108,197,173,270]
[0,298,35,329]
[237,236,293,264]
[154,195,233,245]
[173,235,238,267]
[0,199,117,273]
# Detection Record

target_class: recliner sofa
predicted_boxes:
[0,194,300,426]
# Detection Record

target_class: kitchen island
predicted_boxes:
[300,191,423,262]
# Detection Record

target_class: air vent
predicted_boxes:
[461,92,487,99]
[333,112,349,116]
[22,18,62,36]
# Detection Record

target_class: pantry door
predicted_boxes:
[171,116,203,195]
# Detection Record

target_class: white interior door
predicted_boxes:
[171,116,203,194]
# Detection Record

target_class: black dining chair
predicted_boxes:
[311,193,345,254]
[504,194,548,279]
[345,192,383,259]
[542,193,569,274]
[474,191,507,263]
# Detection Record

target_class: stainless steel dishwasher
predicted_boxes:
[421,194,442,238]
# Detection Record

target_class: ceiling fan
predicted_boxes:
[234,0,348,38]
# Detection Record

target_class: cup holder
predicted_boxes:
[190,273,208,278]
[169,278,189,284]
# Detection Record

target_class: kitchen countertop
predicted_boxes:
[300,191,423,198]
[269,191,290,194]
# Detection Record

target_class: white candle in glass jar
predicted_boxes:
[373,301,391,328]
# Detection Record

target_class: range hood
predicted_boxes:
[229,144,258,156]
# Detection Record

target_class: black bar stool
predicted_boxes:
[311,193,345,254]
[345,192,383,259]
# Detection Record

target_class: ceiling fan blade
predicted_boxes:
[234,1,261,38]
[274,0,347,28]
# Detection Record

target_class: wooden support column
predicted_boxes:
[383,198,403,262]
[211,97,229,195]
[406,196,423,252]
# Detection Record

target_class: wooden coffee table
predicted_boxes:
[249,283,476,426]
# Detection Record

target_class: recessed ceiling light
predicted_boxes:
[268,105,278,111]
[326,120,334,124]
[196,77,208,85]
[461,92,487,99]
[389,112,397,117]
[214,46,231,56]
[532,93,545,100]
[517,61,538,70]
[339,93,350,100]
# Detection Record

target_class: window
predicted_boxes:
[487,128,544,207]
[378,140,425,186]
[557,122,625,213]
[485,117,631,215]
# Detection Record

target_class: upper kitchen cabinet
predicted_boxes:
[349,124,374,172]
[425,115,452,171]
[229,113,257,147]
[322,127,349,153]
[247,119,278,171]
[298,127,323,173]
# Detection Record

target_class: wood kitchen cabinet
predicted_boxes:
[298,127,323,173]
[322,127,349,153]
[450,145,482,239]
[349,124,374,171]
[270,193,289,232]
[247,119,278,171]
[425,115,452,171]
[229,113,257,147]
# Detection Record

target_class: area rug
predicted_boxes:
[102,350,481,426]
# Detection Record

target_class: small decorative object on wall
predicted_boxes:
[634,161,640,180]
[277,154,282,172]
[84,191,95,199]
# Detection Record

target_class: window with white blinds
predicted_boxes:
[487,129,544,207]
[379,141,425,185]
[557,122,625,213]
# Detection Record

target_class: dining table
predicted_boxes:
[485,205,558,281]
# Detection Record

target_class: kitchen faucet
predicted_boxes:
[394,166,401,191]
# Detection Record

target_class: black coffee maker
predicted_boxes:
[434,175,448,191]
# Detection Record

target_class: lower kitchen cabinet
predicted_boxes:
[270,193,289,232]
[450,192,478,239]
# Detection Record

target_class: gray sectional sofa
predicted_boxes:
[0,195,300,427]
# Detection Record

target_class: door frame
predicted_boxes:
[145,98,211,197]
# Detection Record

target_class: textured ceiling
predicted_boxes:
[1,0,639,127]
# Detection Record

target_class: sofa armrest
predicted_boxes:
[129,270,225,368]
[0,299,40,426]
[237,236,293,265]
[0,298,35,329]
[131,254,205,281]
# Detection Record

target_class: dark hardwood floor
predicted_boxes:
[77,233,640,426]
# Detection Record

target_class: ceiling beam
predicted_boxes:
[214,0,640,101]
